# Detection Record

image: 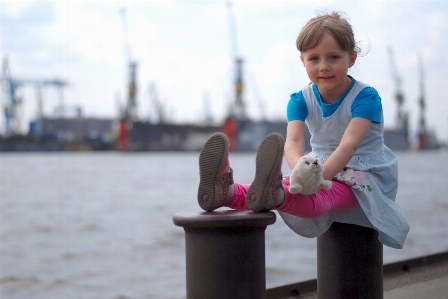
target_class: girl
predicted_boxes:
[197,10,409,249]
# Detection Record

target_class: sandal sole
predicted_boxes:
[198,133,229,211]
[246,133,284,212]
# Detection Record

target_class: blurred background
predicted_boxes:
[0,0,447,150]
[1,1,448,299]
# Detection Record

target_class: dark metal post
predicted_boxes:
[317,222,383,299]
[173,210,276,299]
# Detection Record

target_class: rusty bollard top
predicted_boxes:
[173,210,276,228]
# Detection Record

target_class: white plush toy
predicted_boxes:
[289,155,332,195]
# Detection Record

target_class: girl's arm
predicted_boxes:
[285,120,306,170]
[323,117,371,180]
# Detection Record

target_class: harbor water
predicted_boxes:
[1,150,448,299]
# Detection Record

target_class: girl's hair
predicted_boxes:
[296,10,360,55]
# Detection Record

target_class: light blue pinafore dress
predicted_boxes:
[280,80,410,249]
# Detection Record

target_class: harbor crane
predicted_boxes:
[148,82,166,124]
[119,8,138,122]
[0,56,67,135]
[417,53,426,135]
[387,47,408,132]
[415,53,438,149]
[117,8,139,150]
[226,0,246,121]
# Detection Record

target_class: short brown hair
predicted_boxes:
[296,10,360,54]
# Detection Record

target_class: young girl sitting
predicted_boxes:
[197,10,409,249]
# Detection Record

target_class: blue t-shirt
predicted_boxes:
[287,77,382,124]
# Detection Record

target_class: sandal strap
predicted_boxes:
[219,167,234,205]
[267,173,283,209]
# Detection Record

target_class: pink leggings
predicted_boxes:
[227,179,360,218]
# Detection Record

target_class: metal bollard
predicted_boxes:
[173,210,276,299]
[317,222,383,299]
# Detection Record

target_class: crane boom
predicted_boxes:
[119,8,138,122]
[226,0,246,120]
[226,1,239,59]
[387,47,406,131]
[117,8,138,151]
[0,57,68,134]
[417,53,426,132]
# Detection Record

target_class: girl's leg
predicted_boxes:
[197,132,250,211]
[197,133,234,211]
[245,133,285,211]
[244,132,359,216]
[227,183,251,210]
[198,132,358,217]
[198,132,282,212]
[277,180,360,218]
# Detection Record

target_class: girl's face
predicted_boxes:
[300,32,357,104]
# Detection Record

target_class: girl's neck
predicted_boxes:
[319,76,352,104]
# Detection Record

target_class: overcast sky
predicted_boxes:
[1,0,448,142]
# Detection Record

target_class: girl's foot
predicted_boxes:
[198,132,234,212]
[246,133,284,212]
